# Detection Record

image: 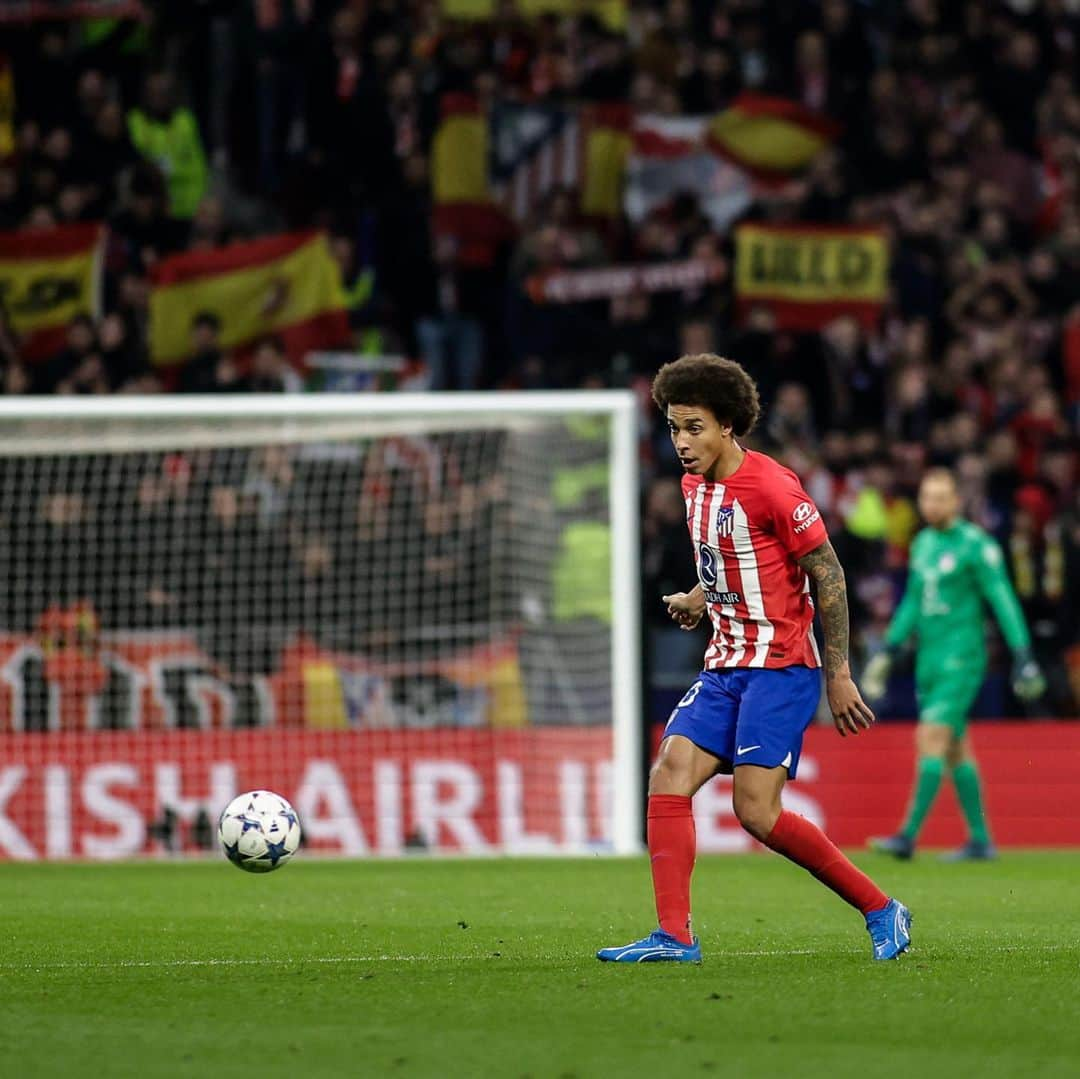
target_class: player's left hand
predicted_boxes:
[860,652,892,702]
[1011,649,1046,702]
[826,673,876,737]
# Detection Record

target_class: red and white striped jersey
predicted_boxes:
[681,450,829,670]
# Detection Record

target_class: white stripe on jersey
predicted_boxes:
[706,486,746,666]
[731,498,774,668]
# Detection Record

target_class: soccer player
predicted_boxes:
[597,355,910,965]
[864,468,1045,861]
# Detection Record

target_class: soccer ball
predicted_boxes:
[218,790,301,873]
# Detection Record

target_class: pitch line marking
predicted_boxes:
[0,951,817,971]
[2,943,1077,972]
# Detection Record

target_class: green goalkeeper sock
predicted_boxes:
[952,760,990,845]
[901,756,945,841]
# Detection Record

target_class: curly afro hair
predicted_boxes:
[651,354,761,437]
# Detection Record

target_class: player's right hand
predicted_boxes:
[860,652,892,702]
[662,592,705,631]
[827,673,876,737]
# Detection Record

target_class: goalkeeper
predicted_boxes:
[864,468,1045,861]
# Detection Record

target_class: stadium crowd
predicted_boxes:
[1,0,1078,717]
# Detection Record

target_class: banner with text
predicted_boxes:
[734,223,889,330]
[0,728,613,859]
[0,723,1076,860]
[527,257,725,305]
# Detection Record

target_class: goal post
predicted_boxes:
[0,392,642,858]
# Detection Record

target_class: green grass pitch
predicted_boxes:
[2,852,1078,1078]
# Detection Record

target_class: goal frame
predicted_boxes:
[0,392,643,855]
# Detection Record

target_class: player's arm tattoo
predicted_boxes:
[797,540,850,682]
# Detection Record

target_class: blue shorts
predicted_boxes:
[662,667,821,779]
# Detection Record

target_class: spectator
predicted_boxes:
[762,382,817,453]
[35,313,97,394]
[127,71,208,220]
[249,336,302,393]
[176,312,245,393]
[303,6,398,210]
[110,161,188,272]
[82,101,139,218]
[98,312,151,391]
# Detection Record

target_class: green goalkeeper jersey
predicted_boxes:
[885,519,1030,666]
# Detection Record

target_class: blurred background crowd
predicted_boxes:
[0,0,1077,719]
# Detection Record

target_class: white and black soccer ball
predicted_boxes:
[218,790,301,873]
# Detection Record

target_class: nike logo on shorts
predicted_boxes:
[736,744,762,755]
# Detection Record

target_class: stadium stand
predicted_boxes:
[0,0,1077,718]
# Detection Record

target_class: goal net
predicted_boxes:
[0,393,641,859]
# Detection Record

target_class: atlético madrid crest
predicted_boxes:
[716,505,735,538]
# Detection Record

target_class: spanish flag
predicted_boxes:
[0,223,103,361]
[431,94,514,267]
[708,94,840,181]
[579,104,632,220]
[149,230,349,366]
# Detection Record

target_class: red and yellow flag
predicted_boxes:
[149,231,349,366]
[579,104,632,220]
[708,94,840,181]
[734,223,889,331]
[0,223,103,360]
[431,94,514,267]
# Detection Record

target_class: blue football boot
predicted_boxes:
[865,898,913,961]
[596,928,702,963]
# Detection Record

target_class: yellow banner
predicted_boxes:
[149,232,347,365]
[734,225,888,303]
[441,0,626,30]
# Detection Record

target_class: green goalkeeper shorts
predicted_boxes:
[915,657,985,733]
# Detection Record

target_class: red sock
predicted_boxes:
[647,794,696,944]
[763,810,888,915]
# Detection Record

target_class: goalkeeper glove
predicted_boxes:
[861,650,894,702]
[1011,648,1046,702]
